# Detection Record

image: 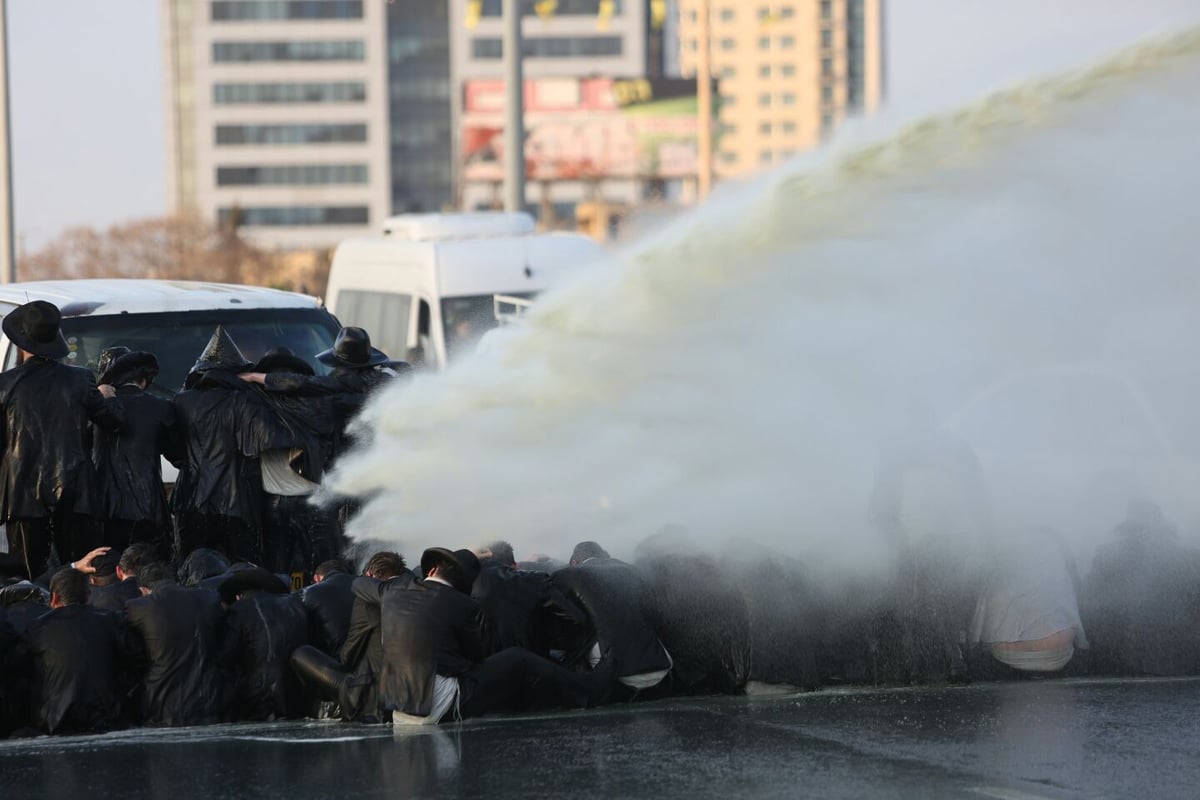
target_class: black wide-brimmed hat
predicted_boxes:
[254,347,315,376]
[316,326,390,369]
[420,547,481,594]
[217,566,290,604]
[2,300,69,360]
[105,351,159,387]
[190,325,253,375]
[96,345,132,385]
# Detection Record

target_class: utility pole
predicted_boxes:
[0,0,16,282]
[696,0,713,199]
[502,0,526,213]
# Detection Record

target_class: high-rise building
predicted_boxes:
[161,0,392,250]
[676,0,885,178]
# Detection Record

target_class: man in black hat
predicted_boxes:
[92,349,179,560]
[171,326,295,565]
[380,547,604,724]
[250,347,342,578]
[0,300,125,579]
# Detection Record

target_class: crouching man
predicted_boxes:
[381,548,609,724]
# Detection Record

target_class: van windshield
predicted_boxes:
[59,307,341,398]
[442,293,534,361]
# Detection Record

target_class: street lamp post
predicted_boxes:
[502,0,526,214]
[0,0,16,282]
[696,0,713,200]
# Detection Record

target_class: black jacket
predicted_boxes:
[24,603,139,733]
[0,580,49,634]
[93,384,178,525]
[0,357,124,519]
[472,560,588,657]
[171,370,289,522]
[638,554,751,695]
[338,573,413,722]
[552,558,672,678]
[301,571,355,656]
[379,578,485,718]
[125,583,229,726]
[264,367,394,462]
[222,592,308,721]
[89,576,141,614]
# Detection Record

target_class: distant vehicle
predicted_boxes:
[326,212,605,370]
[0,279,341,396]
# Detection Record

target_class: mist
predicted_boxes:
[327,27,1200,581]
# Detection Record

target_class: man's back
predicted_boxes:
[125,583,228,726]
[224,592,308,721]
[25,604,134,733]
[302,572,355,656]
[473,561,586,657]
[93,386,176,525]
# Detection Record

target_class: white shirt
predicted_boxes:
[260,449,319,497]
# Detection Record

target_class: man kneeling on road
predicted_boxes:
[381,547,612,725]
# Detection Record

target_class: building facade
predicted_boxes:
[676,0,884,178]
[161,0,392,250]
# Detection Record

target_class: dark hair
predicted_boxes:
[137,561,176,591]
[430,559,464,589]
[570,541,610,565]
[485,540,516,567]
[118,542,159,578]
[314,558,352,580]
[50,568,89,606]
[364,551,406,580]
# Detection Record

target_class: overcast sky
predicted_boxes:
[8,0,1200,251]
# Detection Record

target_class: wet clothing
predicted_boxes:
[222,592,309,721]
[89,576,141,614]
[262,492,341,577]
[301,571,356,656]
[125,583,229,726]
[471,559,588,658]
[92,384,178,554]
[337,573,414,722]
[24,603,138,734]
[171,370,291,562]
[0,357,124,574]
[0,580,50,635]
[553,558,673,688]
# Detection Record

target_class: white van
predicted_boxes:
[325,212,604,370]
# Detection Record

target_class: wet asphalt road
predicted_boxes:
[1,678,1197,799]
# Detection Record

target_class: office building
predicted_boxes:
[676,0,885,177]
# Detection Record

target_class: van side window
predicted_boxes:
[337,289,412,362]
[409,299,432,368]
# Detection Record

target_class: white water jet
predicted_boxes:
[328,27,1200,574]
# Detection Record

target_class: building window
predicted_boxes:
[820,0,832,20]
[820,29,833,49]
[782,121,796,134]
[719,7,735,21]
[719,151,737,164]
[211,1,363,21]
[719,38,735,51]
[215,123,368,146]
[471,35,624,59]
[213,82,366,104]
[719,66,736,79]
[780,7,795,18]
[758,93,771,107]
[479,0,626,16]
[719,123,737,135]
[780,36,795,49]
[759,64,771,78]
[822,85,834,104]
[781,63,796,77]
[822,112,835,129]
[687,38,698,52]
[781,92,796,106]
[760,122,772,135]
[216,164,369,186]
[719,94,737,107]
[821,58,833,76]
[757,7,770,20]
[760,150,772,165]
[218,205,370,227]
[212,40,364,63]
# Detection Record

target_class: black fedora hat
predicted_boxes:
[95,345,132,385]
[316,327,390,369]
[105,351,159,387]
[2,300,69,360]
[217,566,290,605]
[420,547,481,594]
[254,347,315,376]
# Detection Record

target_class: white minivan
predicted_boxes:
[325,212,604,370]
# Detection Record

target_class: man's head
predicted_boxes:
[480,540,516,567]
[88,549,122,587]
[117,542,159,582]
[570,541,610,566]
[420,548,481,594]
[137,561,176,595]
[50,568,90,608]
[313,558,352,583]
[363,551,406,581]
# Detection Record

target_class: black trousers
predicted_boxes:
[7,510,98,579]
[262,494,342,578]
[176,513,261,566]
[459,648,590,718]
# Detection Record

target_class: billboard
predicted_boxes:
[462,77,701,183]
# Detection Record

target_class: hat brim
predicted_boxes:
[2,313,69,360]
[420,547,479,593]
[316,346,391,368]
[218,567,290,604]
[253,353,315,376]
[102,352,159,386]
